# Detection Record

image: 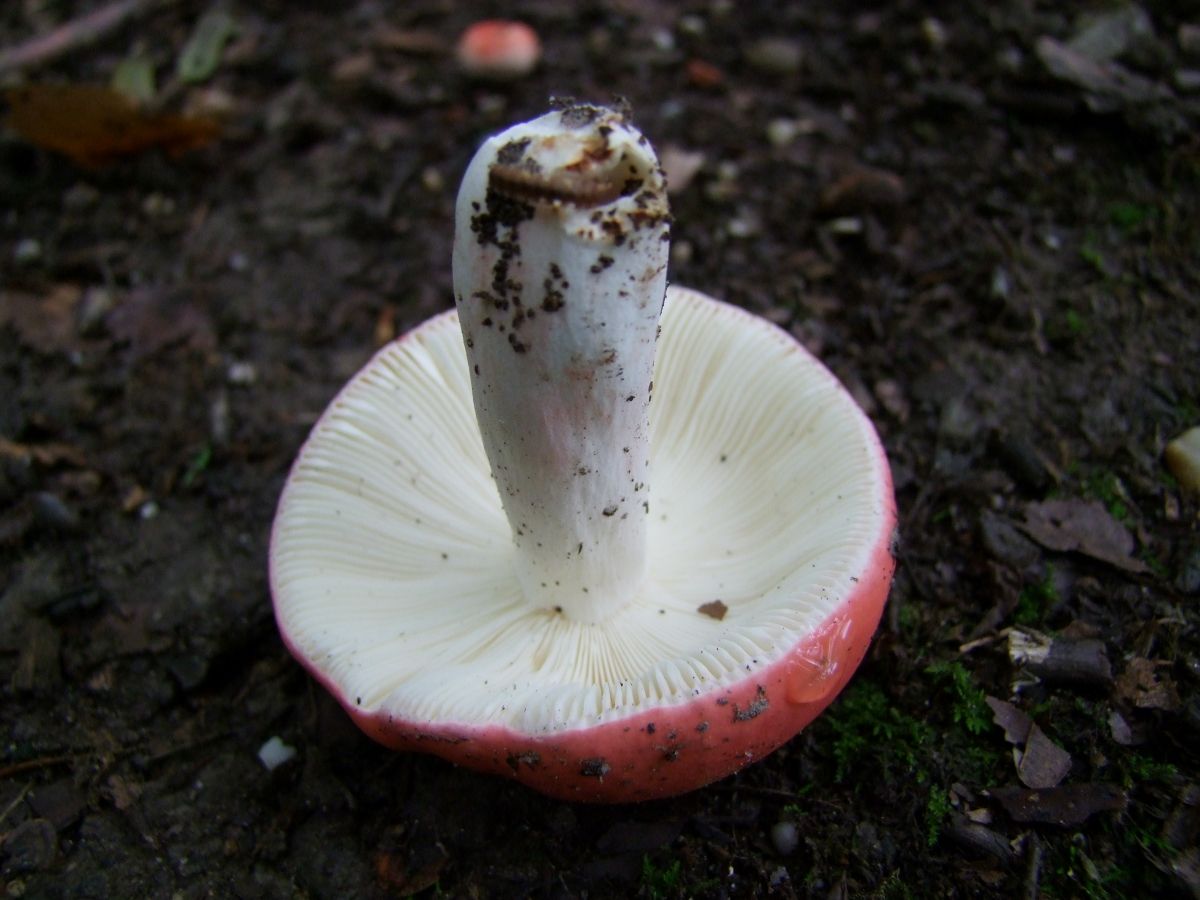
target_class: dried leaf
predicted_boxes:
[1021,498,1148,573]
[177,9,237,84]
[992,783,1126,826]
[1115,657,1180,711]
[1017,724,1072,789]
[106,289,216,360]
[5,83,219,168]
[659,145,705,195]
[0,285,81,354]
[1035,36,1169,110]
[986,696,1033,745]
[0,437,87,469]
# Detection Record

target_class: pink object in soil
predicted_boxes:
[456,20,540,80]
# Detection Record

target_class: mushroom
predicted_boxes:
[269,104,896,802]
[455,20,541,81]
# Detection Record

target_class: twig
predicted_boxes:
[0,783,32,829]
[1023,831,1043,900]
[0,0,171,76]
[0,754,74,780]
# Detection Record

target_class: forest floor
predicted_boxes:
[1,1,1199,898]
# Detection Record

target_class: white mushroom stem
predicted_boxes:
[452,105,670,624]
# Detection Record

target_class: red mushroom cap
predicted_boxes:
[456,20,541,80]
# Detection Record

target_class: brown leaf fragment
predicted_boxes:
[1035,36,1170,110]
[1020,499,1148,573]
[106,288,216,360]
[697,600,728,620]
[1017,725,1072,789]
[1115,657,1181,711]
[819,165,906,214]
[0,285,82,355]
[992,783,1126,827]
[4,83,219,168]
[986,696,1032,745]
[0,437,88,469]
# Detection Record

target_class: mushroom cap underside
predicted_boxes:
[269,286,896,801]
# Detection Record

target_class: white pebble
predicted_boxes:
[770,820,800,855]
[257,736,297,770]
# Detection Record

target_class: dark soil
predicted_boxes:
[2,2,1199,898]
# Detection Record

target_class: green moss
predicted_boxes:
[925,661,991,736]
[640,855,683,900]
[924,787,951,848]
[1107,200,1156,233]
[1015,567,1059,626]
[1081,470,1130,524]
[1118,752,1178,788]
[825,681,934,782]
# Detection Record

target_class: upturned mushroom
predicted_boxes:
[269,104,896,802]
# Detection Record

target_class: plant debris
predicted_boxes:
[1020,498,1149,573]
[4,83,219,167]
[991,783,1127,827]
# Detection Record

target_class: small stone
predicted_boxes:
[258,736,297,770]
[658,145,705,195]
[141,193,176,217]
[745,38,803,75]
[420,167,444,192]
[12,238,41,265]
[765,118,808,147]
[1174,69,1200,92]
[922,17,948,51]
[62,183,99,211]
[76,287,116,335]
[726,212,760,238]
[1181,24,1200,58]
[1166,426,1200,492]
[770,820,800,855]
[226,360,257,385]
[1068,5,1156,64]
[990,265,1011,300]
[32,492,80,532]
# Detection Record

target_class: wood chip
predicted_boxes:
[1007,628,1112,686]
